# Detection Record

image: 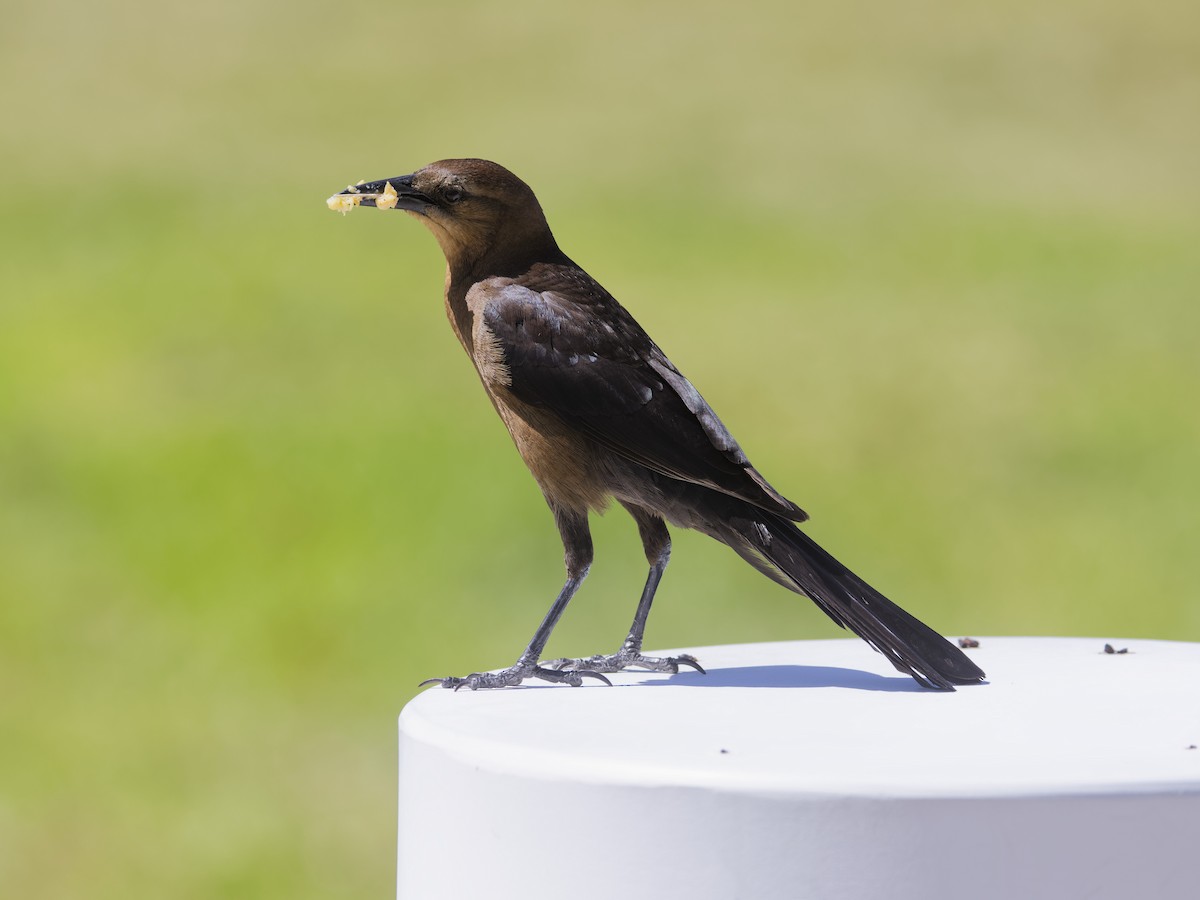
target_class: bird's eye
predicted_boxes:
[443,186,463,204]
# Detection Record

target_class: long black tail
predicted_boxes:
[719,510,985,690]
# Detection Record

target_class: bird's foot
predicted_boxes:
[544,648,706,676]
[419,661,612,691]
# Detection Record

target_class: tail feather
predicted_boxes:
[723,513,985,690]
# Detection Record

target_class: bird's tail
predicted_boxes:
[719,511,985,690]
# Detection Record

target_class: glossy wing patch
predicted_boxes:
[475,282,805,518]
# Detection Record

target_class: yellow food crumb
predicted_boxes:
[326,193,360,215]
[375,181,399,210]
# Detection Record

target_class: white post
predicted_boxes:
[398,637,1200,899]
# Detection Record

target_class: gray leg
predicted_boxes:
[421,506,611,690]
[545,504,705,676]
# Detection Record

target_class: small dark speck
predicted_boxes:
[1103,643,1130,655]
[958,637,980,649]
[719,749,730,755]
[1187,745,1197,751]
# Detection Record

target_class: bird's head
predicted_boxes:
[328,158,561,276]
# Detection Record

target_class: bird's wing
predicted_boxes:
[470,279,806,519]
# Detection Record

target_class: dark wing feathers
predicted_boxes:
[479,279,806,520]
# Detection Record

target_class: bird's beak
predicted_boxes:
[326,174,431,213]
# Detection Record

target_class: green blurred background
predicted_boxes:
[3,0,1198,896]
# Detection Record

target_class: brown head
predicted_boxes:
[334,159,564,277]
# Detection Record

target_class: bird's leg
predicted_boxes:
[545,506,705,676]
[420,507,611,690]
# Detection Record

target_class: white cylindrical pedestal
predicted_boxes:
[397,637,1200,899]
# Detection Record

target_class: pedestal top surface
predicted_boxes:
[400,637,1200,798]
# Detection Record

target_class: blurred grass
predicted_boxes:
[2,0,1199,896]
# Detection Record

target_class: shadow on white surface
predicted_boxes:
[631,663,931,692]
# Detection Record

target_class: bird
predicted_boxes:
[328,158,985,691]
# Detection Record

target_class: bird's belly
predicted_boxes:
[490,390,612,514]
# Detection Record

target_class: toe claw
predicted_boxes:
[422,651,698,691]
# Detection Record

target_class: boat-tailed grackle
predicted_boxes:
[328,159,985,691]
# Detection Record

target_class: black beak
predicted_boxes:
[327,174,431,212]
